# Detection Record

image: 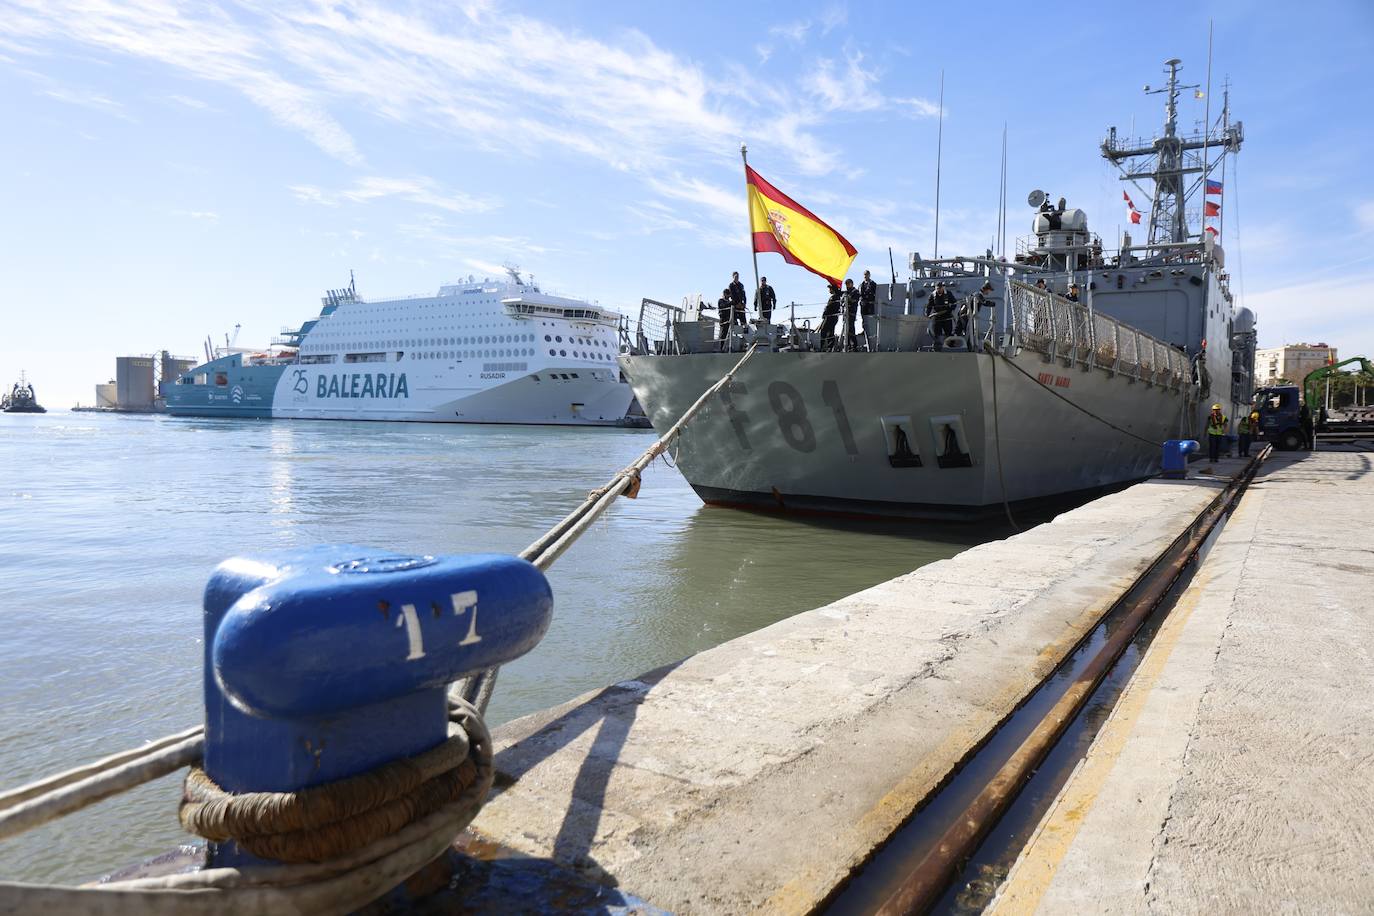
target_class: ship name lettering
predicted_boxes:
[315,372,410,399]
[1036,372,1072,388]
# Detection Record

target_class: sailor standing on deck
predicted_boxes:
[716,288,734,341]
[959,281,996,338]
[927,281,956,349]
[819,284,842,350]
[841,279,861,351]
[727,272,748,328]
[756,276,777,326]
[859,270,878,350]
[1206,404,1229,463]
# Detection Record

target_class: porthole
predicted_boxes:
[549,349,556,356]
[559,349,566,357]
[545,334,551,342]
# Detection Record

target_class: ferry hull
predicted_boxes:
[169,361,635,426]
[620,350,1192,519]
[165,360,282,419]
[272,366,634,425]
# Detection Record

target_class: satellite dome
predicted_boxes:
[1233,306,1256,334]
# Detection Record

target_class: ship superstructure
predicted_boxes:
[618,59,1256,519]
[167,270,635,425]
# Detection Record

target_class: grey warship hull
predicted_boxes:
[622,58,1252,521]
[622,347,1189,520]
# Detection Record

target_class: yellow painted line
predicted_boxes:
[989,564,1215,914]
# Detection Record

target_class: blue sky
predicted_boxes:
[3,0,1373,408]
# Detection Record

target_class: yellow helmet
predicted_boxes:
[1211,403,1221,410]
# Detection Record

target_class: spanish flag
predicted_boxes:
[747,166,856,286]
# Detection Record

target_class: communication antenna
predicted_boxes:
[998,124,1009,257]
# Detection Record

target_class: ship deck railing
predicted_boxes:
[1006,279,1192,391]
[629,285,1194,394]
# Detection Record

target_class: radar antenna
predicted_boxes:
[1101,58,1242,246]
[503,263,524,286]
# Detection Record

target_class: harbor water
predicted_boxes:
[0,412,1000,884]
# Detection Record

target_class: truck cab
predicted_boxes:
[1254,384,1307,450]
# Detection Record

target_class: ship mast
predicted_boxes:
[1101,58,1243,247]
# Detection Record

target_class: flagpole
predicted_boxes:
[933,70,944,261]
[741,143,762,310]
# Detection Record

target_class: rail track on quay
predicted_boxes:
[826,447,1272,916]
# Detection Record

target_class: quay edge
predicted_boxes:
[470,460,1256,912]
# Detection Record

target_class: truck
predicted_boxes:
[1253,357,1374,450]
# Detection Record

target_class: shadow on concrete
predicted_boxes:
[1252,450,1371,483]
[480,660,684,883]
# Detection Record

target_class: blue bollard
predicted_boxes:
[201,545,552,866]
[1161,439,1200,478]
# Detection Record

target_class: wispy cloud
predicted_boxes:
[3,0,361,164]
[1245,271,1374,355]
[805,46,939,118]
[173,209,219,222]
[165,93,211,110]
[1355,200,1374,233]
[289,177,498,214]
[3,0,944,266]
[40,86,135,121]
[0,1,913,183]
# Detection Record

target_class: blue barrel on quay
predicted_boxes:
[1161,439,1200,478]
[200,545,553,866]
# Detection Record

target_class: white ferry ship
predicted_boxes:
[167,270,637,425]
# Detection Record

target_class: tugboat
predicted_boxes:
[1,372,46,413]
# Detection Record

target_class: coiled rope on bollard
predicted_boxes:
[0,699,493,915]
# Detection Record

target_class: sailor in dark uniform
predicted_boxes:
[756,276,777,325]
[841,279,862,350]
[716,288,734,340]
[960,280,995,338]
[926,281,956,349]
[859,270,878,350]
[727,272,748,327]
[819,284,842,350]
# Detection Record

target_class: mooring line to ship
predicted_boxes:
[0,344,761,914]
[987,344,1170,448]
[455,341,761,712]
[987,351,1021,532]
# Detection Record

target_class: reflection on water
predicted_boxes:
[0,412,1002,884]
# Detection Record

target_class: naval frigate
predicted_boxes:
[619,59,1257,519]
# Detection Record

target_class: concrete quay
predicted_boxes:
[469,461,1252,913]
[991,449,1374,915]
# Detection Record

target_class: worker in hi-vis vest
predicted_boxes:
[1237,410,1258,458]
[1206,404,1229,463]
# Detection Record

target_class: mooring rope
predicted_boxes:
[0,699,493,915]
[0,344,761,912]
[456,343,760,710]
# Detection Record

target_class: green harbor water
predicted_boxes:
[0,411,1004,884]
